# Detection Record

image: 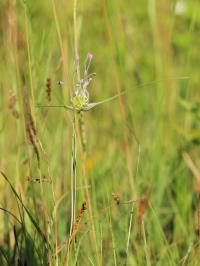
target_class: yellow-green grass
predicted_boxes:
[0,0,200,265]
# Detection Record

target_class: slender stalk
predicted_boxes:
[102,0,136,196]
[71,1,101,265]
[23,3,52,265]
[69,122,77,237]
[51,0,64,55]
[125,144,141,264]
[38,140,58,265]
[65,121,77,266]
[24,2,35,112]
[142,221,151,266]
[73,0,80,81]
[108,206,117,266]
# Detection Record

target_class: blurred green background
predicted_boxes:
[0,0,200,265]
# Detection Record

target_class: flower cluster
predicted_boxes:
[38,52,124,112]
[71,52,96,110]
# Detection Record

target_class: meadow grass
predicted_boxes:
[0,0,200,265]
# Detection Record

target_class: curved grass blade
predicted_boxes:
[81,91,125,111]
[37,104,75,110]
[37,76,190,112]
[0,207,22,225]
[37,91,125,112]
[0,171,50,248]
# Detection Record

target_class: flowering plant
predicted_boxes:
[38,52,124,112]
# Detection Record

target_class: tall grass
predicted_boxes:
[0,0,200,265]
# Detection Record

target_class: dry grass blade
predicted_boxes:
[26,126,40,163]
[182,152,200,194]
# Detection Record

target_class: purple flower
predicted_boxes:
[84,52,93,78]
[72,52,96,107]
[86,52,93,61]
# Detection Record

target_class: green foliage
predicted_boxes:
[0,0,200,265]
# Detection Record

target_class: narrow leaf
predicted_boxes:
[0,171,49,247]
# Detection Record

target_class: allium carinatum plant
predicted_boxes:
[38,52,124,112]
